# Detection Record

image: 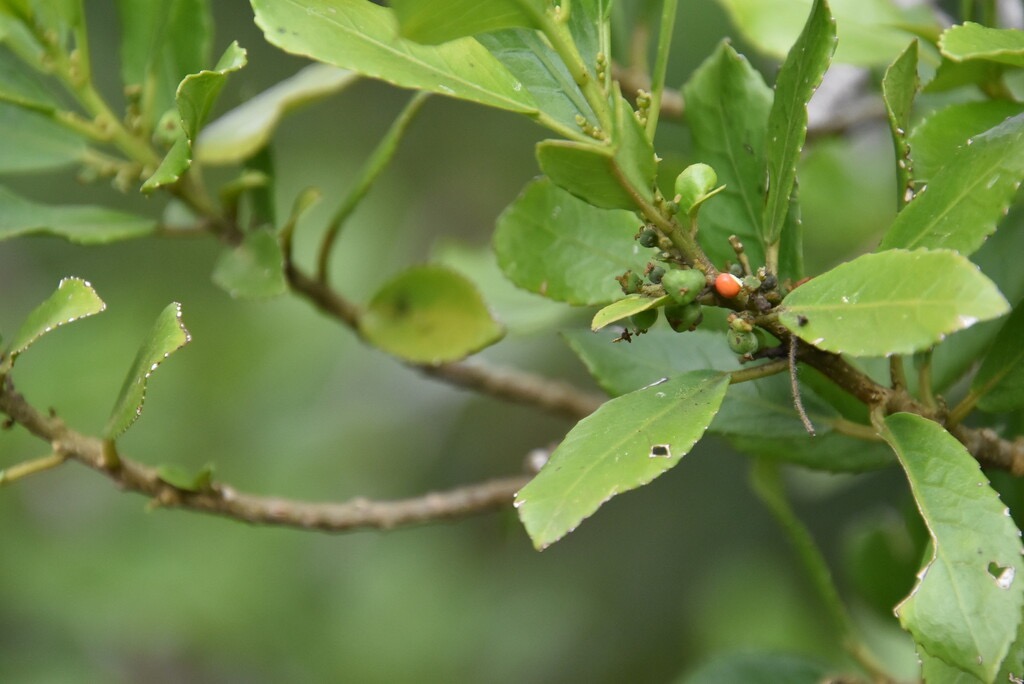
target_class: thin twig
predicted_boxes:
[0,378,529,532]
[789,339,816,436]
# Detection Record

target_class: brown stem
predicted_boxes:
[0,377,529,532]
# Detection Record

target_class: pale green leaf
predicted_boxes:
[6,277,105,362]
[515,371,730,550]
[250,0,536,114]
[196,64,357,164]
[879,113,1024,255]
[117,0,212,127]
[718,0,925,66]
[591,294,669,331]
[780,249,1009,356]
[390,0,541,44]
[882,41,919,208]
[359,265,504,364]
[680,651,829,684]
[0,185,156,244]
[762,0,837,247]
[537,96,655,210]
[494,178,652,306]
[682,41,771,270]
[940,22,1024,67]
[477,29,594,139]
[909,101,1024,181]
[211,229,287,299]
[882,413,1024,682]
[104,302,192,439]
[0,103,86,172]
[972,302,1024,413]
[142,42,247,192]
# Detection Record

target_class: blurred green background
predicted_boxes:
[0,1,926,681]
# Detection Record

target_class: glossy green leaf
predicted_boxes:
[940,22,1024,67]
[250,0,536,115]
[494,178,652,306]
[780,249,1009,356]
[156,462,214,492]
[972,302,1024,413]
[0,103,86,172]
[142,42,247,192]
[680,651,829,684]
[390,0,541,44]
[882,41,919,208]
[882,413,1024,682]
[762,0,836,248]
[718,0,923,66]
[879,113,1024,255]
[682,41,771,269]
[359,265,504,364]
[5,277,105,363]
[515,371,730,550]
[117,0,212,127]
[0,185,156,244]
[536,96,656,210]
[211,229,287,299]
[104,302,192,439]
[563,329,739,397]
[196,64,357,164]
[909,101,1024,181]
[591,294,669,331]
[477,29,594,139]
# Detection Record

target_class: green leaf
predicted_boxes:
[591,294,669,331]
[762,0,837,248]
[563,329,739,397]
[477,29,595,138]
[104,302,192,439]
[0,103,86,172]
[0,46,61,107]
[5,277,105,363]
[728,431,894,473]
[390,0,541,44]
[116,0,212,127]
[909,101,1024,181]
[882,41,919,208]
[0,185,156,244]
[780,249,1009,356]
[718,0,923,66]
[681,41,771,270]
[881,413,1024,682]
[196,64,357,165]
[211,229,287,299]
[972,302,1024,413]
[940,22,1024,68]
[156,462,214,492]
[250,0,536,115]
[515,371,730,550]
[879,113,1024,255]
[359,265,504,364]
[142,41,247,192]
[536,96,656,210]
[494,178,652,306]
[679,651,830,684]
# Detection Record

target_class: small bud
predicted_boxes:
[727,329,759,355]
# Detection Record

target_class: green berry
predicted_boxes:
[727,330,759,355]
[661,269,706,306]
[665,302,703,332]
[637,226,659,248]
[647,265,665,285]
[631,308,658,332]
[616,270,643,295]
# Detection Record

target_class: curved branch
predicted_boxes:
[0,377,530,532]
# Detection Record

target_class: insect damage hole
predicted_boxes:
[649,444,671,459]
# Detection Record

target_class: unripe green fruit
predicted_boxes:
[631,308,658,332]
[665,302,703,332]
[647,265,665,285]
[662,269,706,305]
[616,270,643,295]
[637,226,659,248]
[727,329,759,355]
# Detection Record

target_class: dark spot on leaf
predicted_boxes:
[650,444,670,458]
[797,315,809,327]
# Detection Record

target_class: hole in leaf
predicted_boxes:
[988,561,1015,589]
[649,444,671,459]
